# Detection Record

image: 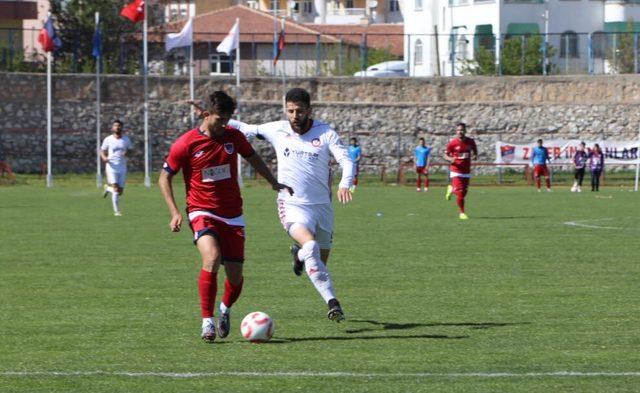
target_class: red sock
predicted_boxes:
[546,178,551,189]
[416,173,422,188]
[456,194,465,213]
[425,177,429,188]
[353,177,358,186]
[198,269,217,318]
[221,277,244,309]
[536,178,541,189]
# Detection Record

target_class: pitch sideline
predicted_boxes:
[563,218,622,230]
[1,371,640,379]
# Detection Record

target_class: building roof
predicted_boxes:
[160,5,340,44]
[306,24,404,56]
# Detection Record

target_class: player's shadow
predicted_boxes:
[343,319,530,334]
[473,216,539,220]
[269,333,468,344]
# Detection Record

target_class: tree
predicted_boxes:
[459,45,496,76]
[49,0,170,74]
[607,21,639,74]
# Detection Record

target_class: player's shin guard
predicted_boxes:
[416,174,422,189]
[425,177,429,188]
[546,178,551,189]
[535,178,541,189]
[111,192,120,213]
[298,240,337,303]
[198,269,218,318]
[221,277,243,310]
[456,194,465,213]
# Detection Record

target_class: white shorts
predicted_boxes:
[277,200,334,249]
[106,165,127,187]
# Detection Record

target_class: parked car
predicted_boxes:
[353,60,409,77]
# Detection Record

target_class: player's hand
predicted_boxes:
[273,183,294,196]
[336,187,352,204]
[169,212,183,232]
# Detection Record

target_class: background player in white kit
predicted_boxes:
[101,120,132,216]
[228,88,355,322]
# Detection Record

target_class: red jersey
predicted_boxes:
[163,127,255,217]
[446,137,477,175]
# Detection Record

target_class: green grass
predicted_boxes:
[1,175,639,392]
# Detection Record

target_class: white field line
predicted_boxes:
[563,218,622,230]
[1,371,639,379]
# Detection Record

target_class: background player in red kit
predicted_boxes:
[158,91,292,343]
[444,123,477,220]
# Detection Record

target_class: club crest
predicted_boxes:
[224,143,234,154]
[311,138,321,147]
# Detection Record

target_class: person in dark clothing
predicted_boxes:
[571,142,588,193]
[588,143,605,191]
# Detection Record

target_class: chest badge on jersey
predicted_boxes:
[311,138,321,147]
[224,143,234,154]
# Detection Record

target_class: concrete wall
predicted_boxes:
[1,72,639,174]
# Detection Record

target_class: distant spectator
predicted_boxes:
[414,137,432,192]
[531,138,552,192]
[588,143,604,192]
[348,137,362,193]
[571,142,587,193]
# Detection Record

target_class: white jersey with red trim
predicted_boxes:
[228,119,354,205]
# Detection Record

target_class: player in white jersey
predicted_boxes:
[101,120,132,216]
[227,88,355,322]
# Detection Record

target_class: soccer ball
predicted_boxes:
[240,311,274,343]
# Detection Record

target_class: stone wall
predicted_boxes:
[1,72,639,173]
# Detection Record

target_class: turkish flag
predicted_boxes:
[120,0,145,23]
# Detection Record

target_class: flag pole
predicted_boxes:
[143,0,150,188]
[189,17,195,126]
[95,11,102,188]
[280,18,286,115]
[45,11,53,188]
[635,124,640,192]
[235,17,243,187]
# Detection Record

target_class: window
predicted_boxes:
[560,30,579,58]
[346,0,354,8]
[414,39,423,65]
[303,0,313,12]
[269,0,280,11]
[474,24,495,51]
[592,31,606,58]
[389,0,400,12]
[415,0,422,10]
[210,53,234,75]
[247,0,259,9]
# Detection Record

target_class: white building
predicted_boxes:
[405,0,640,76]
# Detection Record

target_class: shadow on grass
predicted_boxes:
[267,333,469,344]
[343,319,531,334]
[472,216,540,220]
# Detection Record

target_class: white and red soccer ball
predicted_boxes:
[240,312,274,343]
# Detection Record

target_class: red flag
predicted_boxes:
[120,0,145,23]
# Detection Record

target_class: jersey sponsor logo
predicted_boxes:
[201,164,231,182]
[312,138,321,147]
[224,143,234,154]
[457,152,470,159]
[194,150,204,158]
[282,147,319,161]
[284,148,291,157]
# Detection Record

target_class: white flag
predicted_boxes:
[216,20,239,55]
[165,17,193,52]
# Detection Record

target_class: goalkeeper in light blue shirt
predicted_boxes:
[348,137,362,192]
[531,139,552,192]
[414,137,432,192]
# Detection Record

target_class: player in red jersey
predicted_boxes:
[444,123,477,220]
[158,91,292,343]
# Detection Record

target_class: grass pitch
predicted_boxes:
[1,175,639,392]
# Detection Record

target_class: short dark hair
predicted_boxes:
[350,137,357,142]
[285,88,311,106]
[419,137,425,142]
[456,122,467,131]
[208,91,236,116]
[113,119,123,126]
[580,141,586,146]
[537,138,543,143]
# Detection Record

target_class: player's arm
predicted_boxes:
[244,153,293,195]
[100,149,109,162]
[472,142,478,160]
[443,146,455,163]
[158,169,183,232]
[328,132,355,204]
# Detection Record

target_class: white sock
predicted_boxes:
[219,302,229,315]
[298,240,336,303]
[106,186,115,194]
[202,317,214,328]
[111,191,120,213]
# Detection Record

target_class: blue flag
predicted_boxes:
[92,25,102,57]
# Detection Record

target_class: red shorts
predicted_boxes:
[189,214,245,263]
[451,176,470,195]
[416,166,428,175]
[534,165,549,177]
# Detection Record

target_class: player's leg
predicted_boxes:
[217,225,245,339]
[577,168,584,191]
[416,167,423,191]
[424,169,429,191]
[195,232,223,342]
[350,165,358,193]
[289,223,343,322]
[572,170,579,192]
[112,171,126,216]
[316,230,344,322]
[533,166,541,190]
[594,170,601,191]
